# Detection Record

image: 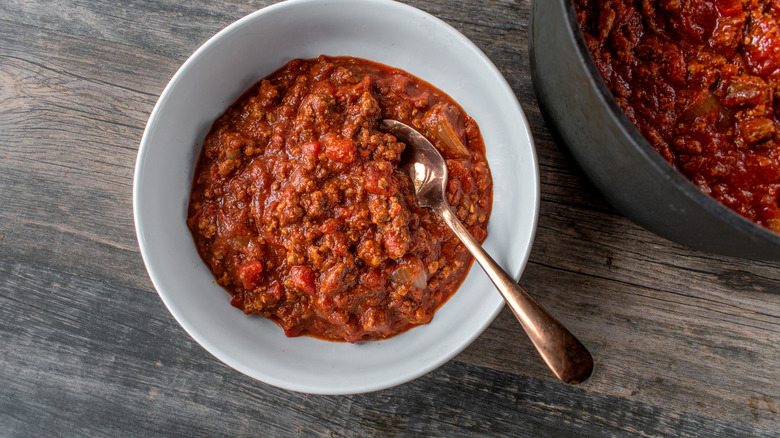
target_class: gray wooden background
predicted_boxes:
[1,0,778,436]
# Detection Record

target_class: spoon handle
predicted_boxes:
[436,203,594,384]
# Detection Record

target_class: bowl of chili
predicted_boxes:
[134,0,539,394]
[530,0,780,260]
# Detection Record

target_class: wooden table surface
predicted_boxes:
[2,0,779,436]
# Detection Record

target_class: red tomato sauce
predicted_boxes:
[576,0,780,231]
[187,56,492,342]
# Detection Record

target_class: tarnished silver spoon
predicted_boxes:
[380,119,594,384]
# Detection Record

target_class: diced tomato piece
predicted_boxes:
[283,326,303,338]
[469,225,488,242]
[335,206,352,219]
[716,0,742,16]
[320,218,342,234]
[290,265,316,295]
[360,268,387,290]
[230,291,245,308]
[319,264,348,296]
[267,282,283,302]
[323,134,356,163]
[382,229,410,259]
[237,260,264,290]
[301,142,321,157]
[679,0,718,42]
[363,161,398,196]
[744,16,780,76]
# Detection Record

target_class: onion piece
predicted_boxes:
[434,114,470,158]
[390,257,428,289]
[681,93,734,130]
[423,106,470,158]
[411,268,428,289]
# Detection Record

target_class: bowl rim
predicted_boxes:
[133,0,539,394]
[558,0,780,249]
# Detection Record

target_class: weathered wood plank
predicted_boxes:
[0,19,163,290]
[2,0,780,435]
[1,260,774,437]
[0,0,263,58]
[458,189,780,429]
[462,260,780,428]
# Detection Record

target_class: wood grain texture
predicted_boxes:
[0,260,772,437]
[1,0,779,436]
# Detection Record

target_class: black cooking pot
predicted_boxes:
[529,0,780,260]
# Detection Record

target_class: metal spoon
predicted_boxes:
[380,119,594,384]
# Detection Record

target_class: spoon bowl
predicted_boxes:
[380,119,594,384]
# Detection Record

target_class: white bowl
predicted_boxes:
[133,0,539,394]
